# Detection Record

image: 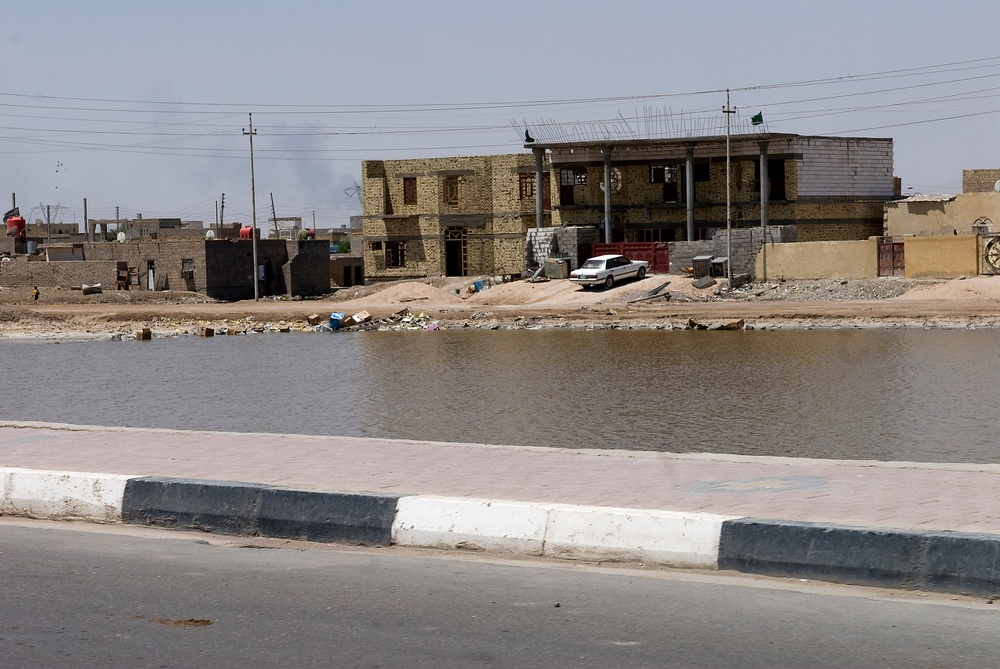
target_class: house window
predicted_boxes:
[519,173,536,200]
[181,258,195,279]
[403,177,417,205]
[560,169,576,206]
[650,165,679,202]
[694,163,711,183]
[371,241,383,251]
[443,176,460,206]
[636,228,671,242]
[768,159,786,200]
[385,241,405,268]
[754,159,787,200]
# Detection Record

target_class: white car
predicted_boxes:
[569,254,649,289]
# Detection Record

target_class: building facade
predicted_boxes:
[360,134,896,281]
[534,133,896,244]
[361,154,541,282]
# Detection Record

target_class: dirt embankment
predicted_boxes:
[4,274,1000,338]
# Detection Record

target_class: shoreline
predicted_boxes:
[5,274,1000,339]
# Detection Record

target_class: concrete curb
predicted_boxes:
[3,467,999,597]
[0,467,131,522]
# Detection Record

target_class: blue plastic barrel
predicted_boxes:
[329,312,345,330]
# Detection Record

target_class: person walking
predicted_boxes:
[32,286,39,302]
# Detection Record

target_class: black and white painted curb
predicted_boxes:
[3,467,999,597]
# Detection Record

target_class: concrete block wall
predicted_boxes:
[285,240,330,297]
[796,137,894,199]
[0,256,117,288]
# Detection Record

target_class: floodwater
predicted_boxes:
[2,328,998,463]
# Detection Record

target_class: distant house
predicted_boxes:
[361,154,540,282]
[360,134,896,281]
[0,238,330,299]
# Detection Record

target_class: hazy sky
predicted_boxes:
[3,1,998,230]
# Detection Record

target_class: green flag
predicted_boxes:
[751,112,764,126]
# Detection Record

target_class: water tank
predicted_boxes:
[26,240,38,254]
[5,215,25,238]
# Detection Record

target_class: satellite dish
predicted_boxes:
[205,229,216,240]
[993,179,1000,193]
[35,218,43,225]
[116,231,126,242]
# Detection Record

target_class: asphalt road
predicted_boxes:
[2,519,998,668]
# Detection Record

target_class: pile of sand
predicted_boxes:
[334,281,465,308]
[892,275,1000,301]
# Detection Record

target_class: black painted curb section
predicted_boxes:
[122,477,400,546]
[719,519,1000,597]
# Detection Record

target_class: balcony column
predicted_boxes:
[533,147,545,230]
[685,145,695,241]
[758,139,770,282]
[603,147,613,243]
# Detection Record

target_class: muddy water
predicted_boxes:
[2,328,998,463]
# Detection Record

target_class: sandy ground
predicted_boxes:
[4,273,1000,338]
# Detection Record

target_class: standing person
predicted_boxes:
[32,286,39,302]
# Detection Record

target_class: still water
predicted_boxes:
[1,328,997,463]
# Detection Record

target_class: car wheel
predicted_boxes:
[636,267,646,280]
[604,275,614,290]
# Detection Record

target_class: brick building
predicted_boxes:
[361,154,541,282]
[0,238,329,300]
[360,134,895,281]
[530,133,895,244]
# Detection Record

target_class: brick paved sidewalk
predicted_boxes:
[2,421,999,535]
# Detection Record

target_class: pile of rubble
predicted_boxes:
[325,307,441,332]
[730,278,925,302]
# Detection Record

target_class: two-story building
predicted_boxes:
[360,133,897,282]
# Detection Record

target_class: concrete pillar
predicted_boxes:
[758,140,770,282]
[603,147,613,243]
[685,146,695,242]
[533,148,545,230]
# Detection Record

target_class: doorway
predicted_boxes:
[146,260,155,290]
[445,227,467,276]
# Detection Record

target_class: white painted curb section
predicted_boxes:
[394,496,549,554]
[0,467,130,522]
[544,505,734,568]
[393,495,735,568]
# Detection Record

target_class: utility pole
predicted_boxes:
[269,192,277,238]
[243,114,259,301]
[723,90,735,287]
[219,193,225,236]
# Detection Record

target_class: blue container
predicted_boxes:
[329,312,345,330]
[473,280,484,292]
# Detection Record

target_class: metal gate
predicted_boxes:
[591,242,670,274]
[980,234,1000,275]
[878,239,904,277]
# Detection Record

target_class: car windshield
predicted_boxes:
[581,259,606,269]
